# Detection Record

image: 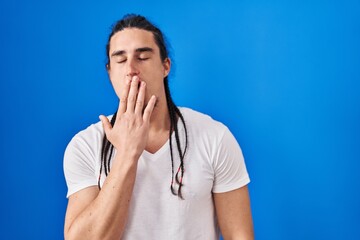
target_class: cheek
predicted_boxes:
[144,68,165,83]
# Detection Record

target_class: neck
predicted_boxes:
[149,93,171,133]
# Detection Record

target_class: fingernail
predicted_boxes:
[141,81,146,86]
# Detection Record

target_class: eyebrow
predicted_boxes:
[111,47,154,57]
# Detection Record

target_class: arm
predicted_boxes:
[213,185,254,240]
[64,77,156,240]
[64,154,138,240]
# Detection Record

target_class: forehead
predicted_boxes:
[109,28,159,54]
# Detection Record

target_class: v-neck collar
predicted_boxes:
[142,110,185,160]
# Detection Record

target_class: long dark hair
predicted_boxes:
[99,14,188,199]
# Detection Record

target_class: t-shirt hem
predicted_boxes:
[66,180,98,198]
[212,176,250,193]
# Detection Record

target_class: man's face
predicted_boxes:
[107,28,170,103]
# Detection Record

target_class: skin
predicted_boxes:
[214,186,254,239]
[64,28,254,240]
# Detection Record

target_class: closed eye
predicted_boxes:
[115,57,149,63]
[116,59,126,64]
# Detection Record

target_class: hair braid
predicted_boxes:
[173,106,187,197]
[164,79,188,199]
[98,112,117,189]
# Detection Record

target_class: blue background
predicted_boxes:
[1,0,359,239]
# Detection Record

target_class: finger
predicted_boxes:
[99,115,112,137]
[118,78,131,115]
[143,95,156,122]
[134,81,146,115]
[126,76,140,112]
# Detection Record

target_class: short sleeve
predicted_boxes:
[212,127,250,193]
[63,134,98,198]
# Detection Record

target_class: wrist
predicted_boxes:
[112,151,140,169]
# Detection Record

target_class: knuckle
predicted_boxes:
[128,94,135,102]
[124,113,135,121]
[120,96,127,103]
[122,113,130,119]
[136,113,143,120]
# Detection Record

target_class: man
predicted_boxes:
[63,14,254,239]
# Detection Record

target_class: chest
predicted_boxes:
[135,142,215,201]
[124,144,217,238]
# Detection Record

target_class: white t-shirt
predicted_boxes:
[63,107,250,239]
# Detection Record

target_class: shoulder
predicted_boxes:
[64,115,112,160]
[69,115,112,145]
[178,107,233,156]
[179,107,228,138]
[63,116,111,198]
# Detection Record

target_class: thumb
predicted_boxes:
[99,115,112,136]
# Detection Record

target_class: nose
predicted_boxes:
[126,58,140,77]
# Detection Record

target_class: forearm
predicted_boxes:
[65,154,138,240]
[215,186,254,240]
[223,231,254,240]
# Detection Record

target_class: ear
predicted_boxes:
[106,64,113,82]
[163,58,171,77]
